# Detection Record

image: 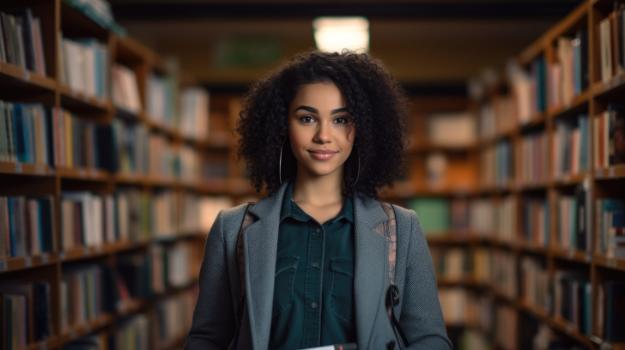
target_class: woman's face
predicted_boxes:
[288,82,356,181]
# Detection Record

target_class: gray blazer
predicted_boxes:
[185,183,452,350]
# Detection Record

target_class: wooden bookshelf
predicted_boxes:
[0,0,245,348]
[412,0,625,348]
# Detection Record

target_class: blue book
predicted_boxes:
[11,104,27,163]
[579,115,589,171]
[37,198,53,253]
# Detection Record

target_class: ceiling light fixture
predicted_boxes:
[313,17,369,53]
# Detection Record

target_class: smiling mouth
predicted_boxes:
[308,150,338,160]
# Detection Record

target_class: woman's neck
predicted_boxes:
[292,169,343,207]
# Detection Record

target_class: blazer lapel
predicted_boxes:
[241,184,388,349]
[353,194,390,348]
[243,182,288,350]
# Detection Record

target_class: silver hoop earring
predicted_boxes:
[279,141,285,184]
[353,149,360,186]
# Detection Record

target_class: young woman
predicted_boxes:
[185,51,451,350]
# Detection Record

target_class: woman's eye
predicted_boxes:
[334,116,351,125]
[299,115,315,123]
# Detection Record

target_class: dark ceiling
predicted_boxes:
[109,0,582,93]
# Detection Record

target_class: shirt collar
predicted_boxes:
[280,181,354,224]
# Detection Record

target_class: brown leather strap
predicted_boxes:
[380,202,397,286]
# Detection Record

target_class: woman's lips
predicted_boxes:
[308,150,338,161]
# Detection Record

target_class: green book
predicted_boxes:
[408,198,450,235]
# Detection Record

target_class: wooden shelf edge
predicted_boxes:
[0,62,56,91]
[0,253,56,274]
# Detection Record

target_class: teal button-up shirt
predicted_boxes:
[269,183,356,349]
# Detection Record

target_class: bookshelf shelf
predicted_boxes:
[517,241,549,255]
[59,240,150,262]
[0,161,55,177]
[517,180,550,191]
[60,313,114,344]
[519,112,548,131]
[551,316,594,348]
[0,254,56,274]
[594,165,625,180]
[0,62,56,92]
[114,106,145,122]
[592,72,625,99]
[593,255,625,272]
[552,173,587,187]
[57,166,110,182]
[547,89,591,120]
[551,248,592,264]
[59,85,113,114]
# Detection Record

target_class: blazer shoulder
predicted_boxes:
[216,202,251,238]
[378,201,417,225]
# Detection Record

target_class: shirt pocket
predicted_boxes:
[273,255,300,313]
[329,257,354,323]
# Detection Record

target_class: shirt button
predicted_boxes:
[311,302,318,309]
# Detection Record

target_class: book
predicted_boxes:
[521,197,549,247]
[554,115,589,178]
[180,87,209,140]
[61,37,108,99]
[408,198,450,235]
[146,73,176,127]
[427,112,476,147]
[598,281,625,341]
[112,64,142,114]
[596,198,625,259]
[0,196,54,258]
[520,131,548,184]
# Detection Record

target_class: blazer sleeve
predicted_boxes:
[400,210,453,350]
[184,210,237,349]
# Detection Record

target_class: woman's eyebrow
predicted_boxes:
[293,106,348,114]
[331,107,348,114]
[294,105,318,114]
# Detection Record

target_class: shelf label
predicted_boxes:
[84,246,90,255]
[23,70,30,81]
[59,251,66,260]
[0,260,6,271]
[41,253,49,264]
[15,163,22,173]
[24,257,32,267]
[38,342,47,350]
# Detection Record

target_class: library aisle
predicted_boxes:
[1,0,624,349]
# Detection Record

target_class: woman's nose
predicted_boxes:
[313,121,332,143]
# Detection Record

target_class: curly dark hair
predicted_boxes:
[236,50,408,198]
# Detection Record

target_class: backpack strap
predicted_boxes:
[379,202,407,350]
[379,202,397,286]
